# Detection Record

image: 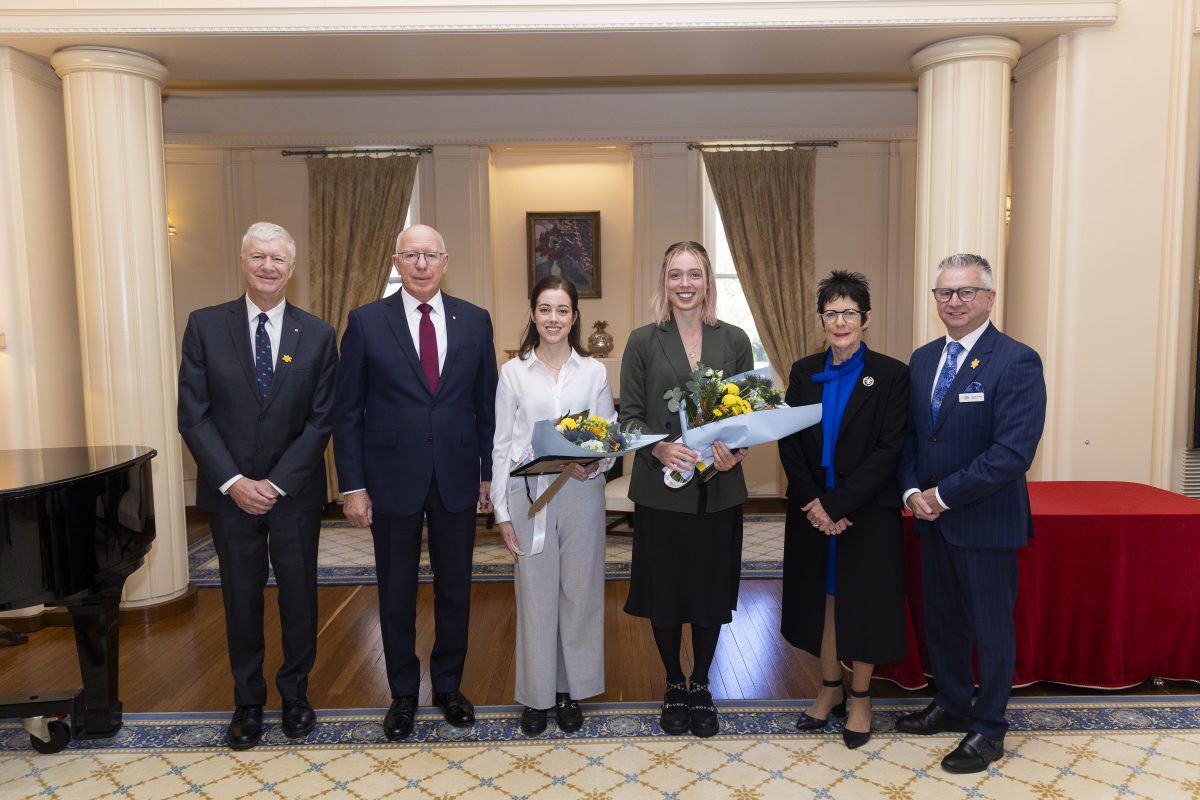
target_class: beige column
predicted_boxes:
[51,47,189,609]
[911,35,1021,344]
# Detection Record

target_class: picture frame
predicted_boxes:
[526,211,601,298]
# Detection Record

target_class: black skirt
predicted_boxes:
[624,502,743,627]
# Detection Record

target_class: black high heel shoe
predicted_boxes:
[796,679,847,731]
[842,687,872,749]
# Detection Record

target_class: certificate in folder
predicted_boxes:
[509,455,599,477]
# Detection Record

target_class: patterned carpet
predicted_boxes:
[188,515,787,586]
[2,698,1198,799]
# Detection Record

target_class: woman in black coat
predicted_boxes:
[778,270,909,750]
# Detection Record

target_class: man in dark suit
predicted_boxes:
[333,223,497,740]
[896,253,1046,774]
[178,221,338,750]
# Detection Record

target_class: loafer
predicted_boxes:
[520,706,548,736]
[383,695,417,741]
[434,690,476,727]
[226,704,263,750]
[895,702,970,735]
[281,699,316,739]
[555,693,583,733]
[687,681,719,739]
[941,732,1005,774]
[659,681,689,735]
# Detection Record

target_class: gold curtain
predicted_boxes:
[308,154,419,502]
[701,149,820,383]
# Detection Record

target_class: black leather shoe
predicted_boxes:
[520,706,548,736]
[555,693,583,733]
[383,696,417,741]
[687,681,719,739]
[895,702,970,735]
[796,679,847,731]
[842,688,872,750]
[434,690,476,727]
[281,699,316,739]
[226,705,263,750]
[659,681,690,734]
[941,732,1005,774]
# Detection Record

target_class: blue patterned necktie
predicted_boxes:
[254,312,273,399]
[930,340,963,423]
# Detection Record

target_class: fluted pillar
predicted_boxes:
[911,36,1021,343]
[51,47,189,609]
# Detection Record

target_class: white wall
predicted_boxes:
[0,47,85,450]
[1007,1,1198,487]
[489,148,634,356]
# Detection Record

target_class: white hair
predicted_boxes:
[936,253,994,290]
[395,224,446,254]
[241,222,296,262]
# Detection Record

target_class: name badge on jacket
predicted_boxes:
[959,381,985,403]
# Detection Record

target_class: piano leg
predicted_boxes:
[66,595,123,739]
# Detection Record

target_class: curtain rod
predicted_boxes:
[280,146,433,157]
[688,141,838,151]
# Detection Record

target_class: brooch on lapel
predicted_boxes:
[282,354,293,363]
[862,376,874,387]
[970,358,981,369]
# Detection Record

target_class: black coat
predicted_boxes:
[777,346,909,663]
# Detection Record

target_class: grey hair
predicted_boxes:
[241,222,296,263]
[936,253,994,290]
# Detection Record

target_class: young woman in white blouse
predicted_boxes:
[490,275,615,736]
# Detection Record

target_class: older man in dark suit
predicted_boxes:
[333,224,498,740]
[178,222,338,750]
[896,253,1046,773]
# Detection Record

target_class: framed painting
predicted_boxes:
[526,211,601,298]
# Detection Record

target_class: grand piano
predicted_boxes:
[0,446,156,753]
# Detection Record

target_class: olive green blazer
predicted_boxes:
[618,317,754,513]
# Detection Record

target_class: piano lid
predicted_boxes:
[0,446,157,497]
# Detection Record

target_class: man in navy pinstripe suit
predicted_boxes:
[896,253,1046,774]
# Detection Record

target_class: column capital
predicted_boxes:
[50,46,167,86]
[911,36,1021,74]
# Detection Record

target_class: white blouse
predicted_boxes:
[490,349,615,526]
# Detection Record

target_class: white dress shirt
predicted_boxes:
[904,320,993,510]
[490,349,614,553]
[399,287,447,371]
[220,296,288,496]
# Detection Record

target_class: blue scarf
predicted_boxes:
[810,344,865,491]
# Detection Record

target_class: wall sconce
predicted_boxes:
[168,223,177,238]
[1005,195,1012,226]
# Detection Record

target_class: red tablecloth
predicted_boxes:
[874,481,1200,689]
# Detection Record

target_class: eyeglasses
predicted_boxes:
[819,309,863,324]
[397,251,445,264]
[932,287,990,303]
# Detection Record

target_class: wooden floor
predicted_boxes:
[0,510,1193,713]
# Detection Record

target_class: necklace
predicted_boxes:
[537,348,569,372]
[681,333,702,360]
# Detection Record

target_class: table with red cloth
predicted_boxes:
[874,481,1200,689]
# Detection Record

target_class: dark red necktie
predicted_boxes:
[418,303,439,393]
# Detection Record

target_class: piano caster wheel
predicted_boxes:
[26,719,70,754]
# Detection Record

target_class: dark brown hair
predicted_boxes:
[517,275,589,359]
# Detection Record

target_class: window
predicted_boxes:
[382,175,421,299]
[702,174,770,369]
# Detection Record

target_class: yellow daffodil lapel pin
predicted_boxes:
[282,354,293,363]
[970,358,980,369]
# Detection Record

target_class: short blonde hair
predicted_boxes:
[650,241,718,326]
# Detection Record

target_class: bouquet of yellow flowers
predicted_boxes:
[553,411,635,455]
[661,365,821,486]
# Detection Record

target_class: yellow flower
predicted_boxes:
[721,394,741,408]
[723,383,740,395]
[281,354,293,363]
[971,358,980,369]
[559,417,578,430]
[713,408,724,417]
